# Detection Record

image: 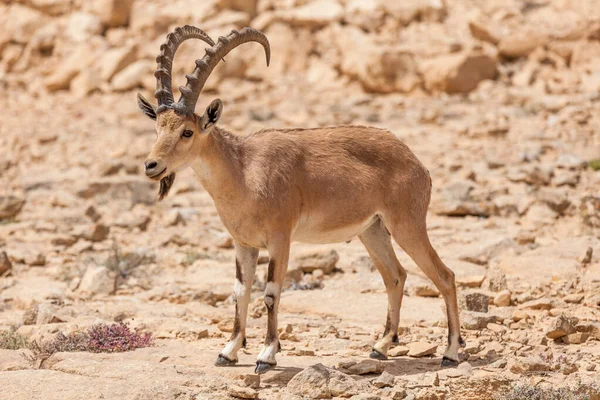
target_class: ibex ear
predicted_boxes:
[201,99,223,131]
[137,93,157,120]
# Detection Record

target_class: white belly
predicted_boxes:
[291,214,377,244]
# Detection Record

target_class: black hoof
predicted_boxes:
[441,356,459,367]
[215,354,237,367]
[254,361,276,374]
[369,349,388,360]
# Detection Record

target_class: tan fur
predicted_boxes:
[144,108,463,371]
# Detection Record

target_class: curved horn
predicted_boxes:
[174,27,270,115]
[154,25,216,114]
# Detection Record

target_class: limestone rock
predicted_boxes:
[35,303,66,325]
[84,0,135,28]
[228,385,258,399]
[518,298,553,310]
[346,359,384,375]
[78,266,115,295]
[100,44,138,81]
[66,12,103,43]
[372,371,395,388]
[509,357,551,374]
[462,312,499,330]
[74,223,110,242]
[45,45,98,91]
[493,290,512,307]
[421,50,497,94]
[286,363,364,398]
[498,33,548,59]
[546,316,577,339]
[465,292,490,313]
[278,0,344,28]
[407,342,437,358]
[468,18,501,45]
[292,249,339,274]
[389,346,409,357]
[562,332,589,345]
[0,195,25,220]
[580,196,600,228]
[111,60,153,91]
[0,251,12,276]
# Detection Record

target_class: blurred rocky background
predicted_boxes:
[1,0,600,399]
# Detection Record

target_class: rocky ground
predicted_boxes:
[1,0,600,399]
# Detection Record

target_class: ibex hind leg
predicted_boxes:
[358,218,407,360]
[387,218,464,366]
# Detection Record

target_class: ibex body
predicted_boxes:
[138,26,464,373]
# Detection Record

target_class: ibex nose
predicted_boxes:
[144,159,165,178]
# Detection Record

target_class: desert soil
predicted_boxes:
[1,0,600,399]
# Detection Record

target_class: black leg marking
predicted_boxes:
[242,337,247,348]
[392,334,399,344]
[267,259,275,282]
[235,258,244,284]
[459,336,466,348]
[383,313,392,336]
[264,294,275,310]
[231,303,241,340]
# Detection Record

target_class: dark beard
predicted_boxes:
[158,172,176,201]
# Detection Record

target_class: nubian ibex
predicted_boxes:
[138,25,464,373]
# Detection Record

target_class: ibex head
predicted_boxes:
[137,25,270,200]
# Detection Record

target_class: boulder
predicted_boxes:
[345,359,384,375]
[79,266,115,295]
[100,44,138,81]
[464,292,490,313]
[334,26,421,94]
[84,0,135,28]
[286,363,364,399]
[0,251,12,275]
[580,196,600,228]
[111,60,154,91]
[493,290,512,307]
[0,4,48,46]
[421,50,497,93]
[45,45,99,91]
[0,195,25,220]
[546,316,577,339]
[278,0,344,28]
[26,0,73,15]
[382,0,447,25]
[407,342,437,357]
[498,32,548,59]
[292,249,339,274]
[468,18,501,45]
[66,12,103,43]
[228,385,258,399]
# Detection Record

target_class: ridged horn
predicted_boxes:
[174,27,270,115]
[154,25,215,114]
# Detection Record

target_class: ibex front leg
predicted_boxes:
[215,242,258,366]
[255,234,290,374]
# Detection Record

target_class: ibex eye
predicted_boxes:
[182,130,194,138]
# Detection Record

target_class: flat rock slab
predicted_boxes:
[407,342,438,358]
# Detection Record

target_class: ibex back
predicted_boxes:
[137,25,464,373]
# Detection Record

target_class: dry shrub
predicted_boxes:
[24,322,153,365]
[0,329,29,350]
[494,384,591,400]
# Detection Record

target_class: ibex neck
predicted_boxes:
[191,126,245,200]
